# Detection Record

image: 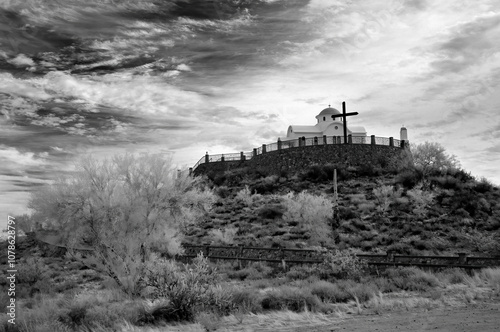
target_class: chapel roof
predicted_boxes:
[317,107,341,116]
[289,125,322,133]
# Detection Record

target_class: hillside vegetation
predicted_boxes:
[2,144,500,331]
[188,142,500,255]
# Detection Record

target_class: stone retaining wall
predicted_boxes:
[194,144,409,176]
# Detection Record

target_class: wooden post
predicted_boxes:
[205,152,209,163]
[280,247,286,271]
[458,253,468,265]
[277,138,282,150]
[389,137,394,147]
[240,151,245,161]
[371,135,375,145]
[332,169,340,243]
[253,148,257,157]
[221,154,225,162]
[314,136,318,145]
[348,134,352,144]
[323,135,327,145]
[333,169,338,202]
[238,245,244,269]
[262,144,267,154]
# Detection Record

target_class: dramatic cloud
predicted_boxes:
[1,0,500,220]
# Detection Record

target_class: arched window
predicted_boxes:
[323,117,326,121]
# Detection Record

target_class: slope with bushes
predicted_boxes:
[189,144,500,255]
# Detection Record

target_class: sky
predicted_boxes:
[1,0,500,219]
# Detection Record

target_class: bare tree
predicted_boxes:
[29,153,215,295]
[412,142,460,179]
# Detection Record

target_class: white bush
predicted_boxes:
[282,191,333,245]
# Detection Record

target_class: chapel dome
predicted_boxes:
[317,107,341,116]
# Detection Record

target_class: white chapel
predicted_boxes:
[282,106,367,141]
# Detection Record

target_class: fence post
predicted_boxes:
[302,136,306,146]
[238,245,244,269]
[401,140,406,149]
[389,137,394,147]
[323,135,327,145]
[253,148,257,157]
[240,151,245,161]
[221,154,225,162]
[298,137,302,147]
[458,253,468,265]
[205,152,209,163]
[262,144,267,154]
[188,167,193,176]
[277,138,282,150]
[314,136,318,145]
[348,134,352,144]
[280,247,286,271]
[371,135,375,145]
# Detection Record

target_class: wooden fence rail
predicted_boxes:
[32,233,500,270]
[181,244,500,270]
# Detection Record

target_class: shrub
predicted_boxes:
[17,257,44,286]
[396,169,422,189]
[251,175,279,194]
[260,286,321,312]
[230,288,263,313]
[285,264,318,281]
[257,205,284,219]
[336,280,379,302]
[384,267,440,291]
[215,186,231,198]
[406,186,434,217]
[357,163,381,177]
[282,191,333,245]
[338,206,358,220]
[227,263,273,281]
[308,280,350,303]
[474,177,495,193]
[209,226,238,245]
[372,185,402,214]
[144,253,222,321]
[317,250,367,281]
[436,269,468,285]
[235,185,255,206]
[476,268,500,287]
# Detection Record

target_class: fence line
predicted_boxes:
[32,234,500,270]
[192,135,408,172]
[181,244,500,270]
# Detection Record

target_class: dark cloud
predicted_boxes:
[427,13,500,76]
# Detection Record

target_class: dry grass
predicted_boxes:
[122,310,346,332]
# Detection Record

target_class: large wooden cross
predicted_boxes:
[330,101,359,144]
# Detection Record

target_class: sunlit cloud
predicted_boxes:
[1,0,499,218]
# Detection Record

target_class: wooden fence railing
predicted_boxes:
[33,233,500,270]
[181,244,500,270]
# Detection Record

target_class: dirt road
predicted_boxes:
[275,305,500,332]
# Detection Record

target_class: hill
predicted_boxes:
[185,163,500,255]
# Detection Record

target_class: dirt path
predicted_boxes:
[258,305,500,332]
[160,303,500,332]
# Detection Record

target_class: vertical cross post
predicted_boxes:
[331,102,359,144]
